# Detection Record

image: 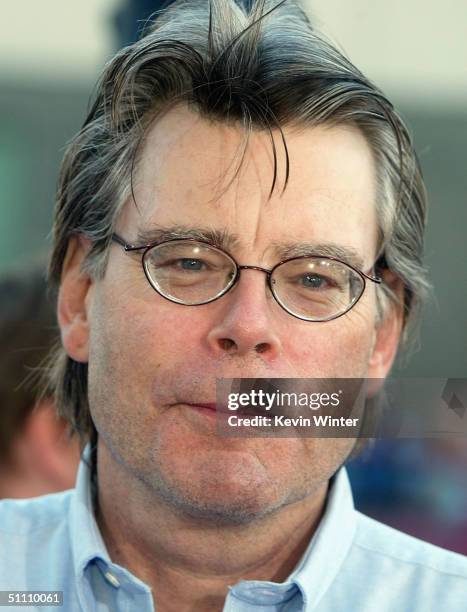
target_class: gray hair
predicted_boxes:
[47,0,430,448]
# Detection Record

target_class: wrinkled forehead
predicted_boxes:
[119,106,379,266]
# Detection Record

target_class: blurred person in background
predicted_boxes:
[0,266,80,499]
[114,0,254,46]
[114,0,172,46]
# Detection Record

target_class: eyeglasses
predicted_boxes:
[111,233,382,322]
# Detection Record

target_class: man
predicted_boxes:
[0,267,80,499]
[1,1,466,611]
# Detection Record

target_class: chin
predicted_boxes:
[155,484,287,526]
[140,459,294,526]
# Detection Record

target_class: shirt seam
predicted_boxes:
[353,541,467,581]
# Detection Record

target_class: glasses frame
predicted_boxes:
[111,233,382,322]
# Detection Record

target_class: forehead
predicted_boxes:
[120,106,378,263]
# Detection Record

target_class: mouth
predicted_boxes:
[186,402,231,417]
[185,402,267,420]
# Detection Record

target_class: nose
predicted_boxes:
[205,269,282,360]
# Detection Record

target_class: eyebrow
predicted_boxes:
[134,225,365,269]
[135,226,242,252]
[269,240,365,269]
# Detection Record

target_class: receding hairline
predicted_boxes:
[126,102,380,230]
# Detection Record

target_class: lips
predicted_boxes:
[186,402,266,418]
[187,402,231,414]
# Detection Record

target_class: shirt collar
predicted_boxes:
[69,444,356,608]
[228,467,357,609]
[69,444,112,576]
[288,467,357,607]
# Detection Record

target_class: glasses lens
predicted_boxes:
[143,241,237,304]
[271,258,364,321]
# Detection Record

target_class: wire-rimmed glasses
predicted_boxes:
[111,233,382,322]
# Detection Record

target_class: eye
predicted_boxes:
[300,273,332,289]
[178,258,206,271]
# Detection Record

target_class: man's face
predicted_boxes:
[79,107,392,523]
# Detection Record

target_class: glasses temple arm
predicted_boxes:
[111,233,147,252]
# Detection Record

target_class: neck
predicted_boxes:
[95,443,328,612]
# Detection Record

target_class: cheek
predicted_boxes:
[282,302,377,377]
[86,290,199,459]
[87,287,205,420]
[93,288,199,364]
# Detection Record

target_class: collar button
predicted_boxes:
[104,571,121,588]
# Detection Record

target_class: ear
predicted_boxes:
[367,271,405,380]
[57,236,94,363]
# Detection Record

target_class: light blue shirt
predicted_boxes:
[1,444,467,611]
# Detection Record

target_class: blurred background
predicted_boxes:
[0,0,465,551]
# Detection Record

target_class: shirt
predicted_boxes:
[1,444,467,611]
